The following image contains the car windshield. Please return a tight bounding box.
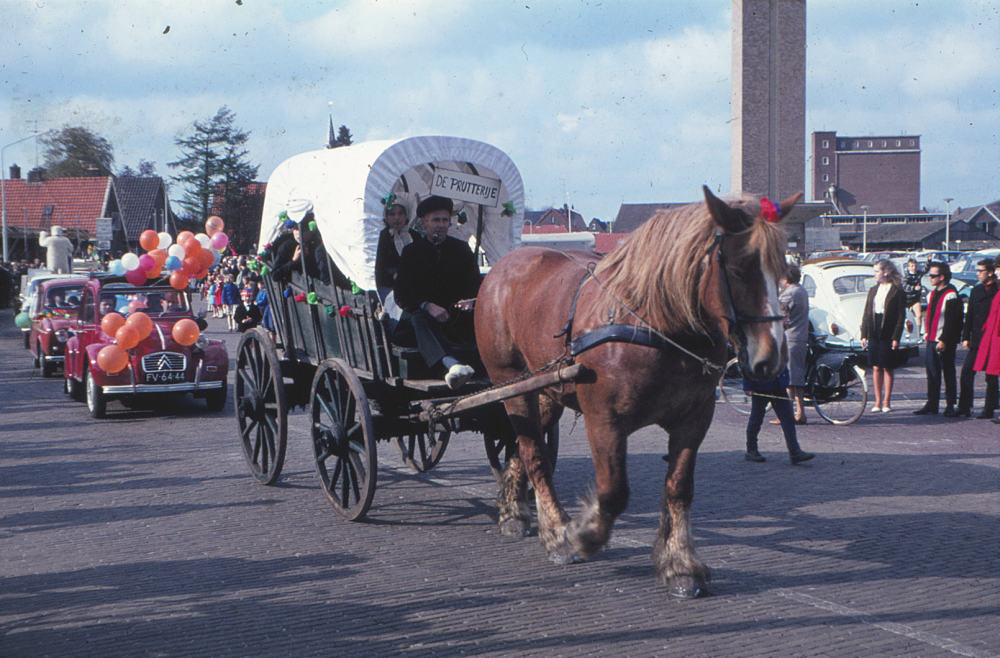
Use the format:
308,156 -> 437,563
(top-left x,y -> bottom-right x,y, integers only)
831,274 -> 875,297
99,287 -> 190,316
45,285 -> 84,309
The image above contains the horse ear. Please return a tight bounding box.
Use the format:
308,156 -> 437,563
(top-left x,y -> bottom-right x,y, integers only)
778,191 -> 804,219
702,185 -> 751,234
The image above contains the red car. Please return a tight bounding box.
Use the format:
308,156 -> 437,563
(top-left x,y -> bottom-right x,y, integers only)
29,277 -> 88,377
64,274 -> 229,418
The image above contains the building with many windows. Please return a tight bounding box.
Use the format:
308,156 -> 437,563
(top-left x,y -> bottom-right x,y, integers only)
811,131 -> 921,215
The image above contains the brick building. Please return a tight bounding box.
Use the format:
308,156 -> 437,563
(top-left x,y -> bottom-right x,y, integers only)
811,131 -> 921,215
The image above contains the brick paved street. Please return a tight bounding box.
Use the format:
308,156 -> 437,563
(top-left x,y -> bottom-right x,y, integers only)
1,305 -> 998,658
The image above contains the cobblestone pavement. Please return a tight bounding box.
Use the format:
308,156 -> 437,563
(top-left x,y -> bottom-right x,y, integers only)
1,306 -> 998,657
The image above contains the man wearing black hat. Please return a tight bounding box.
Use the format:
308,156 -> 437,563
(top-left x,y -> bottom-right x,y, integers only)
394,195 -> 482,389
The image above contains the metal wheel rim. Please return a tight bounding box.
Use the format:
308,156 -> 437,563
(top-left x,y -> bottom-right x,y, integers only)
812,364 -> 868,425
719,357 -> 769,415
311,359 -> 376,521
235,329 -> 287,485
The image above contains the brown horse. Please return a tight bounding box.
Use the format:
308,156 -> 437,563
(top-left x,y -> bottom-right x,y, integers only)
474,186 -> 800,597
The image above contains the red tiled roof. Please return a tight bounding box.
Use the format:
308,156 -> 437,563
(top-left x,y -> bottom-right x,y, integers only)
594,233 -> 629,254
1,177 -> 113,235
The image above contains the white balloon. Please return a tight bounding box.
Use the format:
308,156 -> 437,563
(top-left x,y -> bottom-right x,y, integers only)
157,232 -> 172,249
195,232 -> 212,249
121,252 -> 140,271
167,244 -> 186,260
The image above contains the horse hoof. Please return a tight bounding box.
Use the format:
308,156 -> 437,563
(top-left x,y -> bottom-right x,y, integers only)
667,577 -> 707,599
499,518 -> 530,538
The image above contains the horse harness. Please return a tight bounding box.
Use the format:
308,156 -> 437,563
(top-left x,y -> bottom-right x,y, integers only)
554,231 -> 782,371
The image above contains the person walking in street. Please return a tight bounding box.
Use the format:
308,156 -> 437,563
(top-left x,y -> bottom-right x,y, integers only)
743,368 -> 815,465
914,262 -> 964,416
957,259 -> 998,418
778,265 -> 809,423
860,259 -> 906,413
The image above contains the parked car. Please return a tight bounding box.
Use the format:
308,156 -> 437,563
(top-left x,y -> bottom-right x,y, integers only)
63,274 -> 228,418
800,259 -> 921,364
28,277 -> 88,377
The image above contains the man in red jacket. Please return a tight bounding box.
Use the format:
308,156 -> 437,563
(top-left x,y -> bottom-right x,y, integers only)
914,262 -> 964,416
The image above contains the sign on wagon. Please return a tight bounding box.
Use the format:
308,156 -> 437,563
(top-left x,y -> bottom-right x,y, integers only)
431,169 -> 501,208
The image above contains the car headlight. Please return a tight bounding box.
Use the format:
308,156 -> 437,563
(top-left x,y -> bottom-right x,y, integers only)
194,334 -> 209,350
829,323 -> 840,336
56,329 -> 70,342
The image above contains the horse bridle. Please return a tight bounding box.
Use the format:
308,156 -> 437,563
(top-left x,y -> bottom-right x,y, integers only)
711,231 -> 783,348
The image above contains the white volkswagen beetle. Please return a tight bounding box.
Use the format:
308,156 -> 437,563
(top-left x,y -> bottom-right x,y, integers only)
800,259 -> 922,365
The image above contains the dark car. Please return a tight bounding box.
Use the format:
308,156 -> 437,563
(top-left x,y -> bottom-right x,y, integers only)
28,278 -> 88,376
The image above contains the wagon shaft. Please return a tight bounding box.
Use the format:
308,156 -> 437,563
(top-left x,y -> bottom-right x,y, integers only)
419,363 -> 587,421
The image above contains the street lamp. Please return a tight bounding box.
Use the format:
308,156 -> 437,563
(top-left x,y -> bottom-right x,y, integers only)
2,132 -> 45,262
860,205 -> 869,254
943,197 -> 954,251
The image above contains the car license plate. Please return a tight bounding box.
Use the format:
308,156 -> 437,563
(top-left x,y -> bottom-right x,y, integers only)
146,371 -> 186,384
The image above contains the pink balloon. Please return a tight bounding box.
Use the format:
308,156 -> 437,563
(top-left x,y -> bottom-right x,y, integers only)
125,268 -> 147,285
210,232 -> 229,250
138,254 -> 156,271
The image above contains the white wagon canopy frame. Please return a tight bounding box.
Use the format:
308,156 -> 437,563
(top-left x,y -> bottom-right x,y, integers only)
259,136 -> 525,292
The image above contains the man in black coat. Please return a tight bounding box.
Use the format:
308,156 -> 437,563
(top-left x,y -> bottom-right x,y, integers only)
958,259 -> 999,417
394,196 -> 481,389
915,262 -> 965,416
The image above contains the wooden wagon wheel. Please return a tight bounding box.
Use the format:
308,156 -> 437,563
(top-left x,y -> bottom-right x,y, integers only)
393,422 -> 450,473
235,328 -> 287,485
311,358 -> 377,521
484,423 -> 559,486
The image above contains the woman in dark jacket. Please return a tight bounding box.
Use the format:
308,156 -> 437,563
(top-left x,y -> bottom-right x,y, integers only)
374,191 -> 419,303
860,259 -> 907,412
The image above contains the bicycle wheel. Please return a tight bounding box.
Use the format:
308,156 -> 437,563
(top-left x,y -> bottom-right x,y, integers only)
813,364 -> 868,425
718,357 -> 767,415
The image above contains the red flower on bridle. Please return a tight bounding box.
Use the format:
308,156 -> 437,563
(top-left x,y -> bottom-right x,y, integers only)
760,197 -> 781,222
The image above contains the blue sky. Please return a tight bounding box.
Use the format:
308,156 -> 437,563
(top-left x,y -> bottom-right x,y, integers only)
2,0 -> 998,223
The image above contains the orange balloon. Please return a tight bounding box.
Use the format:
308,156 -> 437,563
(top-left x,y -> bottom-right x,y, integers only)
146,265 -> 163,279
172,318 -> 200,346
127,299 -> 147,313
101,311 -> 125,337
182,237 -> 202,256
170,271 -> 190,290
181,256 -> 201,275
115,323 -> 140,350
139,229 -> 160,252
126,311 -> 153,340
197,248 -> 214,268
177,230 -> 194,245
205,216 -> 224,236
148,248 -> 168,266
193,267 -> 210,280
97,344 -> 130,373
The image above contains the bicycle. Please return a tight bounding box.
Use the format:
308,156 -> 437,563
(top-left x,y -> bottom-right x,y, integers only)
719,333 -> 869,425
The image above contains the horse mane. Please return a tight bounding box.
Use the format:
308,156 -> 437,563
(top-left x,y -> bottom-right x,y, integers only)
592,195 -> 787,335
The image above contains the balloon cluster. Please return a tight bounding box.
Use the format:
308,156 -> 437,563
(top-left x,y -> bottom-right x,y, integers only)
107,217 -> 229,291
94,217 -> 225,374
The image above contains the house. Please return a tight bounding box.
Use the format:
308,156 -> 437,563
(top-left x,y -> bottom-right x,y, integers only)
839,219 -> 1000,253
612,203 -> 689,234
210,181 -> 267,255
524,206 -> 589,233
952,202 -> 1000,238
114,176 -> 176,254
1,168 -> 120,261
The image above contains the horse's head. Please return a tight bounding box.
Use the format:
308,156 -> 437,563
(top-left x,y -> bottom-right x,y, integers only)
703,186 -> 802,382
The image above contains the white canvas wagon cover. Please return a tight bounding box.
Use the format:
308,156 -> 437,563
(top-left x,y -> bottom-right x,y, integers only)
259,135 -> 525,292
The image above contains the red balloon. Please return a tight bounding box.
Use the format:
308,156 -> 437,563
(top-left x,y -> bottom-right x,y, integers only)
182,237 -> 202,256
197,248 -> 215,269
139,229 -> 159,252
97,344 -> 130,373
138,254 -> 156,271
181,256 -> 201,275
101,311 -> 125,337
172,318 -> 200,346
125,268 -> 147,285
176,230 -> 194,245
115,323 -> 140,350
170,271 -> 189,290
193,267 -> 210,280
126,311 -> 152,340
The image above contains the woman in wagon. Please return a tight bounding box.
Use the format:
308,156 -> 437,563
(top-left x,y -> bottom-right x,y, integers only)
374,191 -> 419,303
393,195 -> 482,390
860,259 -> 906,413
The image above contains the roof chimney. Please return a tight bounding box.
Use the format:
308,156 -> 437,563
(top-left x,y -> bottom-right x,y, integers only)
27,168 -> 44,183
9,164 -> 20,180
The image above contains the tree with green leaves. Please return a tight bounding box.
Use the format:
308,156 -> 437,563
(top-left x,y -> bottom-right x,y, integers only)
168,106 -> 259,227
335,125 -> 352,147
41,126 -> 115,178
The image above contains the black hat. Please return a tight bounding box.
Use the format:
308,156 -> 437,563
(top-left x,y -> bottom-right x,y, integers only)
417,195 -> 453,217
